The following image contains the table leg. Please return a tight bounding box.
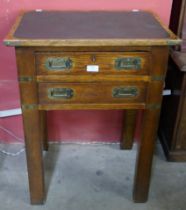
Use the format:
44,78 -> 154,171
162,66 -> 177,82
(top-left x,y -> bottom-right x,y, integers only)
120,110 -> 137,150
40,111 -> 48,151
133,108 -> 160,202
22,108 -> 45,204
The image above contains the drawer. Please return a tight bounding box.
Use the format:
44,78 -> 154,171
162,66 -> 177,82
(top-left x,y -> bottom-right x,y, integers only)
35,52 -> 151,75
38,82 -> 147,105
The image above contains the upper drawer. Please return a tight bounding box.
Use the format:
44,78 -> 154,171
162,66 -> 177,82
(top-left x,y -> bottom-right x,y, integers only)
35,52 -> 151,75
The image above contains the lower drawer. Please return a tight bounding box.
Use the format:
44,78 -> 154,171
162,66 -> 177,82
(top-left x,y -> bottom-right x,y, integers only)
38,82 -> 147,105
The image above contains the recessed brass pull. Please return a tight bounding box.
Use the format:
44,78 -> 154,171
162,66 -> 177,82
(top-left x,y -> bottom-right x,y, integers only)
45,57 -> 72,70
112,87 -> 138,98
48,88 -> 74,99
115,57 -> 141,70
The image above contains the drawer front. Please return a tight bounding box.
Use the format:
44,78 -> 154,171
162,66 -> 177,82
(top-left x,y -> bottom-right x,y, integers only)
38,82 -> 147,105
36,52 -> 151,75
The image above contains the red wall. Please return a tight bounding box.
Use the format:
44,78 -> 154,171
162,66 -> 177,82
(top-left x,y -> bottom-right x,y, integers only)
0,0 -> 172,143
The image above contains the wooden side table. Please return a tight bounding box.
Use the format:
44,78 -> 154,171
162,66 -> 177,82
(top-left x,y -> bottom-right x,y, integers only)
4,11 -> 180,204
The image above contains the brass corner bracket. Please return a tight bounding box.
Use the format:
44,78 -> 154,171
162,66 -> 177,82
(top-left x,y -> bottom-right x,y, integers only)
22,104 -> 38,110
18,76 -> 35,82
146,104 -> 161,110
151,75 -> 165,81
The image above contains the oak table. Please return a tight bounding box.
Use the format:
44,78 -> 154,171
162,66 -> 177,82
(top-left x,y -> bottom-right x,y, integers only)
4,11 -> 180,204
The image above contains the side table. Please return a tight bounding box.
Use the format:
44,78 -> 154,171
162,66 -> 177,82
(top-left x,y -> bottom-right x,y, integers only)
4,11 -> 180,204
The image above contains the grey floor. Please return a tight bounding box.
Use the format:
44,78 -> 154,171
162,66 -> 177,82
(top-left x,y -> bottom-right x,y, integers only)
0,142 -> 186,210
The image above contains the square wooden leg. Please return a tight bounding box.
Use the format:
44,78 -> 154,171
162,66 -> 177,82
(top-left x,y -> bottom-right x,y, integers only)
120,110 -> 137,150
40,111 -> 48,151
133,108 -> 160,202
22,109 -> 45,204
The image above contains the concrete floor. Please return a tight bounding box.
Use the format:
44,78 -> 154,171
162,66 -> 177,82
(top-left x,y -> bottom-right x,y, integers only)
0,142 -> 186,210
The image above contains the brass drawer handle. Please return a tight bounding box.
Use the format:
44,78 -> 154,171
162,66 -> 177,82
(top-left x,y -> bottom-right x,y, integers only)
45,57 -> 72,70
112,87 -> 138,98
115,57 -> 141,70
48,88 -> 74,99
